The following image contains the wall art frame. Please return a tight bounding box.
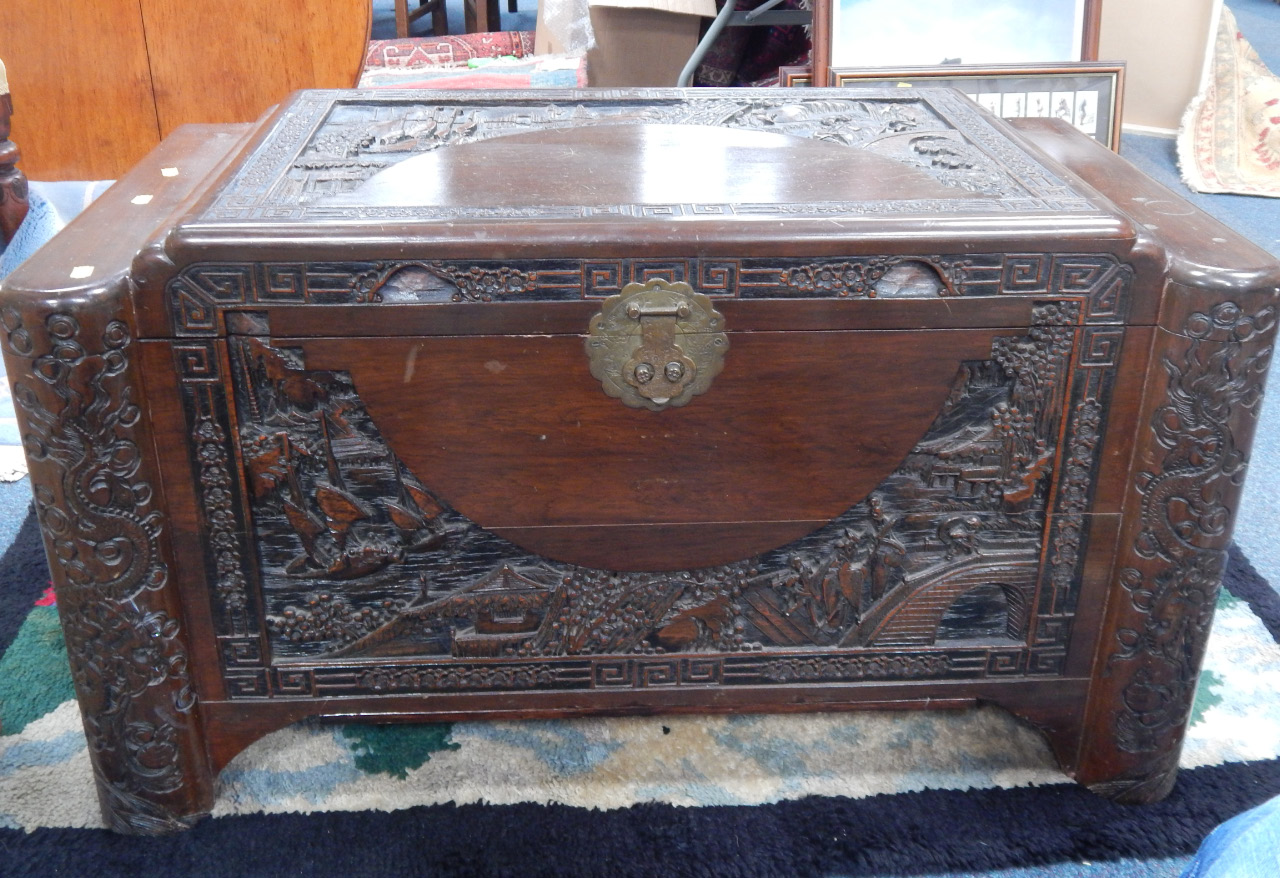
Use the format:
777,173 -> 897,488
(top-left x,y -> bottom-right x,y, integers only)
779,65 -> 814,87
812,0 -> 1104,92
828,62 -> 1125,150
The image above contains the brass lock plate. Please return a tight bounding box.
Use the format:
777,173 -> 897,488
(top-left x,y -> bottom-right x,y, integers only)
585,279 -> 729,411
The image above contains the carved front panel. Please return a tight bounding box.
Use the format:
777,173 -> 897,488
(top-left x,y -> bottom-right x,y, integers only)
171,253 -> 1131,699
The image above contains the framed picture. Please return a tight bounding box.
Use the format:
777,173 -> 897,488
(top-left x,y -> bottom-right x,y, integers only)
779,66 -> 814,87
811,0 -> 1103,89
827,62 -> 1125,150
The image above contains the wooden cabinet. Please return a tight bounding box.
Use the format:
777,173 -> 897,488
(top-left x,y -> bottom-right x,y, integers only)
0,0 -> 369,180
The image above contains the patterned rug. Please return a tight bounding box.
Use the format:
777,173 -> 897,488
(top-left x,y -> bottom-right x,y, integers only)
1179,4 -> 1280,196
2,509 -> 1279,876
359,33 -> 587,89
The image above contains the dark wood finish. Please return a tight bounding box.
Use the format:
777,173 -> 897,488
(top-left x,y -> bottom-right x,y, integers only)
1014,117 -> 1280,799
458,0 -> 532,36
0,1 -> 368,180
1082,0 -> 1104,65
1,279 -> 218,834
0,121 -> 253,831
0,61 -> 29,245
810,0 -> 831,94
3,91 -> 1278,832
358,123 -> 982,205
780,65 -> 815,87
297,330 -> 997,529
464,0 -> 501,34
395,0 -> 449,37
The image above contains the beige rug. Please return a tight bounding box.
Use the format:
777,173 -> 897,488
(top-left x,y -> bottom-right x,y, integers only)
1179,5 -> 1280,196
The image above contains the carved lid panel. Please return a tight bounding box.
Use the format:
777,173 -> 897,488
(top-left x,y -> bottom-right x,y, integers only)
161,88 -> 1130,264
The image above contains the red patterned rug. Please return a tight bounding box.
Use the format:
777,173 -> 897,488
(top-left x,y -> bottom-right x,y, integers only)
364,32 -> 537,69
360,33 -> 586,89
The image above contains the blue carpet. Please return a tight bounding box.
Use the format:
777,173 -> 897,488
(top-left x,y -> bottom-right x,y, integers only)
1121,133 -> 1280,256
0,478 -> 33,554
12,773 -> 1277,878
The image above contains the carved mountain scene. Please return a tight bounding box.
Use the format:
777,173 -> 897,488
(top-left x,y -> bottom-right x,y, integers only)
228,303 -> 1078,664
272,96 -> 1021,212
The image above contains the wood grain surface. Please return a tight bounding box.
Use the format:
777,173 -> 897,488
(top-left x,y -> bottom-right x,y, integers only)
0,0 -> 160,179
4,99 -> 1279,833
297,329 -> 997,568
0,0 -> 368,180
140,0 -> 369,134
354,123 -> 969,207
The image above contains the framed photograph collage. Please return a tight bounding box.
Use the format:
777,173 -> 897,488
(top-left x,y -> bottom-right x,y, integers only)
799,0 -> 1124,150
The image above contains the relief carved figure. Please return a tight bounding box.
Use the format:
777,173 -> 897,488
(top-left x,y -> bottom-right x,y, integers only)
1,300 -> 212,833
205,300 -> 1103,695
205,92 -> 1089,222
1070,302 -> 1280,803
1090,303 -> 1276,800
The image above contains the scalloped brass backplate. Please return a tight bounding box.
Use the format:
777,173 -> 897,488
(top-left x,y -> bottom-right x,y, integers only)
585,279 -> 729,411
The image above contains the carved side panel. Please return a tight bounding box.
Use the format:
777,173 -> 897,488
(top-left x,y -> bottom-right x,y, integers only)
0,293 -> 214,834
1081,300 -> 1277,802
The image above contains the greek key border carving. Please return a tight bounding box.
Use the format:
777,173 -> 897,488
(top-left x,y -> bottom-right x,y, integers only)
174,278 -> 1128,696
166,253 -> 1133,336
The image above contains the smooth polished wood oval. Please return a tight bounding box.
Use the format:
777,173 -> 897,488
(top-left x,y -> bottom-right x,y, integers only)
347,123 -> 969,208
297,328 -> 999,569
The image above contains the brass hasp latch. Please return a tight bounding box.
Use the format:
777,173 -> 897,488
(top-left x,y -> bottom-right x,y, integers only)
585,278 -> 729,411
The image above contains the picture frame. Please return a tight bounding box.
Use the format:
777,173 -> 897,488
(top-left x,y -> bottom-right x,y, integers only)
827,62 -> 1126,151
779,66 -> 814,87
811,0 -> 1103,91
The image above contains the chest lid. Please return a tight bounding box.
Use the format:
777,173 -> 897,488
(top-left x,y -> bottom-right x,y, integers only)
160,88 -> 1132,266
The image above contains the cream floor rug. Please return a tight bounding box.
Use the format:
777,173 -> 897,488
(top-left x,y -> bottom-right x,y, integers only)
1179,5 -> 1280,196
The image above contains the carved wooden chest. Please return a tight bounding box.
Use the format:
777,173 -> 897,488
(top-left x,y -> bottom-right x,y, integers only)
3,89 -> 1277,833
